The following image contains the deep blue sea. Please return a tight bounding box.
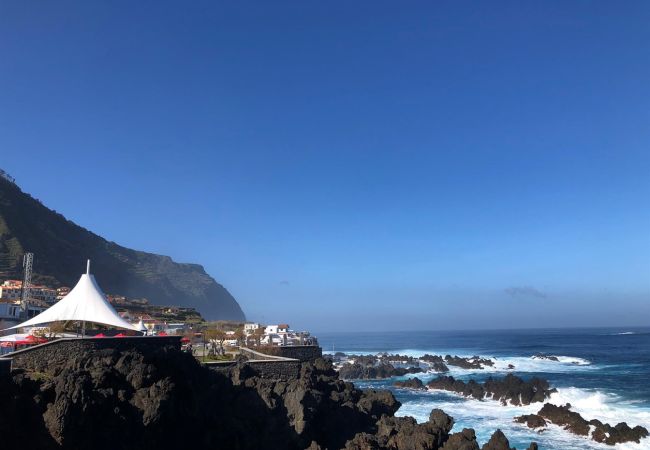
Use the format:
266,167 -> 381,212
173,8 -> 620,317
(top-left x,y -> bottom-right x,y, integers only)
318,327 -> 650,450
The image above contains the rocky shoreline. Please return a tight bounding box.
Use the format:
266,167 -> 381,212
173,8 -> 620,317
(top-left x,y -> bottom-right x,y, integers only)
0,344 -> 537,450
426,374 -> 556,406
515,403 -> 649,446
393,374 -> 556,408
333,353 -> 499,380
392,374 -> 649,446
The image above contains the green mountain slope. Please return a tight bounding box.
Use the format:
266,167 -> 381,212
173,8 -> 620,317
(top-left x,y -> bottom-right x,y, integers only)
0,175 -> 245,321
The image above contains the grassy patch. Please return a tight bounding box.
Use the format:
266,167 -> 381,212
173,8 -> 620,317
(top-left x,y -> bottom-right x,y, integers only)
27,371 -> 53,382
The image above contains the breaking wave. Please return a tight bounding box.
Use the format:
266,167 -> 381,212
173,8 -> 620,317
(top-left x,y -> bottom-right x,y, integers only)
326,349 -> 594,374
394,386 -> 650,449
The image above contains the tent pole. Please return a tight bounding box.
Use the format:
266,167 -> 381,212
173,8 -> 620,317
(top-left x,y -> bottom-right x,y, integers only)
82,320 -> 86,338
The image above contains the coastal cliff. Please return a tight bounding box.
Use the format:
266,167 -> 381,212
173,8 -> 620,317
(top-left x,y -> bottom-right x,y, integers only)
0,343 -> 536,450
0,176 -> 245,320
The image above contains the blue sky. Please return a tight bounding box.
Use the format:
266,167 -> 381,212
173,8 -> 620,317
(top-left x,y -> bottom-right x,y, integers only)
1,1 -> 649,331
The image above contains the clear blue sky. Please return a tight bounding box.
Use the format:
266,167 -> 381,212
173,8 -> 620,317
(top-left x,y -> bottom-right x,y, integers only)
1,1 -> 649,331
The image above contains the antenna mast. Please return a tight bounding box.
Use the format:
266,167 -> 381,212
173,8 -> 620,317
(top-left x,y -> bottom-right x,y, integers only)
21,252 -> 33,319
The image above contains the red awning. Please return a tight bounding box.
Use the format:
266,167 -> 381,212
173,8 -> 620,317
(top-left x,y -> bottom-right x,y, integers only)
157,332 -> 167,336
115,333 -> 126,337
180,337 -> 190,343
93,333 -> 106,338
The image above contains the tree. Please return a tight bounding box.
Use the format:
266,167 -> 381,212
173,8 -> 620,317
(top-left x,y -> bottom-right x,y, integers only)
204,328 -> 227,355
32,321 -> 67,340
252,327 -> 265,346
47,321 -> 67,339
233,327 -> 246,347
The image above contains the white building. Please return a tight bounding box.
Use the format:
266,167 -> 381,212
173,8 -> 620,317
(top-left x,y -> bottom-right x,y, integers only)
244,322 -> 261,335
0,302 -> 21,320
0,301 -> 47,320
264,324 -> 289,335
29,286 -> 57,304
0,281 -> 23,301
166,323 -> 186,335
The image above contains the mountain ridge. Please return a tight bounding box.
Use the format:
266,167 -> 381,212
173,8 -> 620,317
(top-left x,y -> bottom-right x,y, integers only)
0,175 -> 245,321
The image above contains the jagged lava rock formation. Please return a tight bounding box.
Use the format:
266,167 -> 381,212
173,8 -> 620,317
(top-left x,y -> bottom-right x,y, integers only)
426,374 -> 556,406
515,403 -> 649,446
0,175 -> 244,320
0,343 -> 537,450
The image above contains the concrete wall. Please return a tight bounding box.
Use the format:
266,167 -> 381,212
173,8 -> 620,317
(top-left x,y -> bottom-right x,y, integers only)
7,336 -> 182,373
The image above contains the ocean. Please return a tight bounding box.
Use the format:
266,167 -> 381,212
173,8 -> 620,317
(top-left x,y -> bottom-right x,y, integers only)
318,327 -> 650,450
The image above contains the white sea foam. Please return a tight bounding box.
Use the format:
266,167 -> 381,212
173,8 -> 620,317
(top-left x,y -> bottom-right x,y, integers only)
396,386 -> 650,449
325,349 -> 596,375
548,387 -> 650,431
555,356 -> 592,365
334,348 -> 649,448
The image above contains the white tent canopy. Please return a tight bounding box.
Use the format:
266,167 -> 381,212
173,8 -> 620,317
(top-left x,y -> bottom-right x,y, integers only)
7,262 -> 136,331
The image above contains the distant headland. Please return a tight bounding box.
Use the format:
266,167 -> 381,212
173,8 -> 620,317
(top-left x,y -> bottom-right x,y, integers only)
0,172 -> 245,321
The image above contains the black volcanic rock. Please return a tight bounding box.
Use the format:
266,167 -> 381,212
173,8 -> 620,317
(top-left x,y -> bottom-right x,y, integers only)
441,428 -> 480,450
394,377 -> 426,390
380,353 -> 419,365
445,355 -> 494,369
344,409 -> 486,450
590,420 -> 649,445
421,354 -> 451,372
537,403 -> 590,436
338,362 -> 423,380
531,354 -> 559,362
0,176 -> 244,320
0,344 -> 539,450
483,374 -> 556,406
427,374 -> 556,406
514,414 -> 547,429
519,403 -> 650,446
481,430 -> 515,450
428,376 -> 486,400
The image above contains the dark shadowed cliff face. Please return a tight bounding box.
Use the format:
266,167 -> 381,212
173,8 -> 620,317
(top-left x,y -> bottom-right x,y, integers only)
0,176 -> 245,320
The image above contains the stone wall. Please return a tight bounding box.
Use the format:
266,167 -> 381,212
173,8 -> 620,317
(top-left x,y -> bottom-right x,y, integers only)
252,345 -> 322,362
0,358 -> 10,376
8,336 -> 182,373
206,359 -> 303,379
209,347 -> 306,379
247,360 -> 302,378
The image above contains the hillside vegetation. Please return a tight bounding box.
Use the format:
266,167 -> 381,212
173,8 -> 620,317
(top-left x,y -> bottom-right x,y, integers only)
0,176 -> 245,321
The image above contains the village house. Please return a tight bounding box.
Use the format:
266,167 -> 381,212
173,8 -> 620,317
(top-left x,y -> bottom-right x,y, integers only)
0,301 -> 21,320
1,281 -> 58,305
29,285 -> 57,304
244,322 -> 261,335
107,294 -> 128,305
56,287 -> 70,300
0,280 -> 23,301
0,300 -> 47,320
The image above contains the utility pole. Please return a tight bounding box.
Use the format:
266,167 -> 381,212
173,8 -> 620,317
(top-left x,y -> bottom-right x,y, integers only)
21,252 -> 33,319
